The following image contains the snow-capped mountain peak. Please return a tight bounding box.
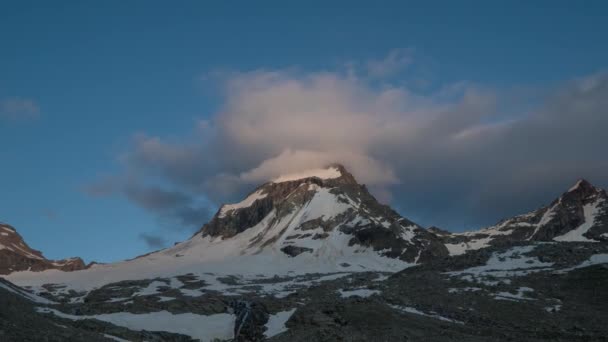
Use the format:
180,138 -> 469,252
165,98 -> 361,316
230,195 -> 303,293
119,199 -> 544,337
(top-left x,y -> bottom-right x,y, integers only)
197,164 -> 447,264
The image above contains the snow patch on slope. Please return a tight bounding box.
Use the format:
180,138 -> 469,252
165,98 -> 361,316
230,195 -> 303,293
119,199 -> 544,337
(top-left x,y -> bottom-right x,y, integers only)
265,308 -> 296,338
338,288 -> 380,298
555,253 -> 608,273
446,245 -> 553,285
389,304 -> 463,324
219,189 -> 268,218
37,307 -> 235,341
554,198 -> 604,242
494,287 -> 535,301
445,237 -> 493,256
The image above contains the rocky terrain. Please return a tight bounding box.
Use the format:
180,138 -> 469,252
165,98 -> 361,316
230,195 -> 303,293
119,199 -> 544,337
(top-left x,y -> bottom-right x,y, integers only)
0,223 -> 86,275
433,179 -> 608,256
1,165 -> 607,341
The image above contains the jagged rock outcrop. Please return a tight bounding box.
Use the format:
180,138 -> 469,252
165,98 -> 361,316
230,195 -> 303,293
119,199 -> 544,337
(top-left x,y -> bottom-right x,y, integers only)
0,223 -> 86,275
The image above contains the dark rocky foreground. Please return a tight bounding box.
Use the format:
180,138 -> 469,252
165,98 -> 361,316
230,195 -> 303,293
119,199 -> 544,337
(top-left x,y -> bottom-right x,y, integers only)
0,278 -> 110,341
272,242 -> 608,342
2,242 -> 607,342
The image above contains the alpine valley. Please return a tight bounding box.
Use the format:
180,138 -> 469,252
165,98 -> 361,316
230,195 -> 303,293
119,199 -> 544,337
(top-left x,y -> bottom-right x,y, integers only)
1,165 -> 607,341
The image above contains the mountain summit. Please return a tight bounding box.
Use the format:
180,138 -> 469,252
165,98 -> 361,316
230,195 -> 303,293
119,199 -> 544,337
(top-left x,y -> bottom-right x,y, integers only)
196,164 -> 448,264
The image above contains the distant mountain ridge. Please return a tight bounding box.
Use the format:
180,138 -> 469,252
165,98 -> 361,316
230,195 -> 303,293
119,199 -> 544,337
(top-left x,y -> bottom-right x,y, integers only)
0,223 -> 86,275
433,179 -> 608,255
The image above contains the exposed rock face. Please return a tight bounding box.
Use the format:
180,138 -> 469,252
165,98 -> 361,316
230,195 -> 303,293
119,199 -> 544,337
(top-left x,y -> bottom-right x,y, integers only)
280,245 -> 313,257
197,164 -> 449,263
231,299 -> 269,342
432,179 -> 608,255
0,223 -> 86,275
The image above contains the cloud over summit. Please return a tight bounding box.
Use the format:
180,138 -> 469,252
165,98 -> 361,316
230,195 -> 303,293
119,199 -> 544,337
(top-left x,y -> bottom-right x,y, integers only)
89,52 -> 608,233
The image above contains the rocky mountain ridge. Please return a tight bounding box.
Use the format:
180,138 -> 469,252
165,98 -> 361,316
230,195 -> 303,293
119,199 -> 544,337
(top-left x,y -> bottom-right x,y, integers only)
434,179 -> 608,255
0,223 -> 86,275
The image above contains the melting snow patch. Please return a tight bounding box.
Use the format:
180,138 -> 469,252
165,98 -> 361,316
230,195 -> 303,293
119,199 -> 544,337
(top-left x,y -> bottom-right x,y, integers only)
106,297 -> 132,303
103,334 -> 131,342
545,304 -> 562,313
265,308 -> 296,338
494,287 -> 535,301
445,237 -> 493,256
389,305 -> 463,324
338,288 -> 380,298
445,245 -> 553,284
157,296 -> 174,302
555,253 -> 608,273
448,287 -> 482,293
134,281 -> 166,297
36,307 -> 235,341
373,274 -> 390,282
400,226 -> 417,242
179,288 -> 202,297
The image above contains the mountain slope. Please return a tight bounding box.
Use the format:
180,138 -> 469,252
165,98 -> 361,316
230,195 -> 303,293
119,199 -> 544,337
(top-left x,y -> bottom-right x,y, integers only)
5,165 -> 445,295
435,179 -> 608,255
0,223 -> 86,275
199,164 -> 448,263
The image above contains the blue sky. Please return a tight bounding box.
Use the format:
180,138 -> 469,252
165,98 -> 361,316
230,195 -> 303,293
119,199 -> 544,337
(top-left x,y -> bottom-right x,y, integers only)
1,1 -> 607,263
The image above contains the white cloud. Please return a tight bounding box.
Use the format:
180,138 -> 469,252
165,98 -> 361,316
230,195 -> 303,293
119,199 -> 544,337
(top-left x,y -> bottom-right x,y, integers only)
93,53 -> 608,230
